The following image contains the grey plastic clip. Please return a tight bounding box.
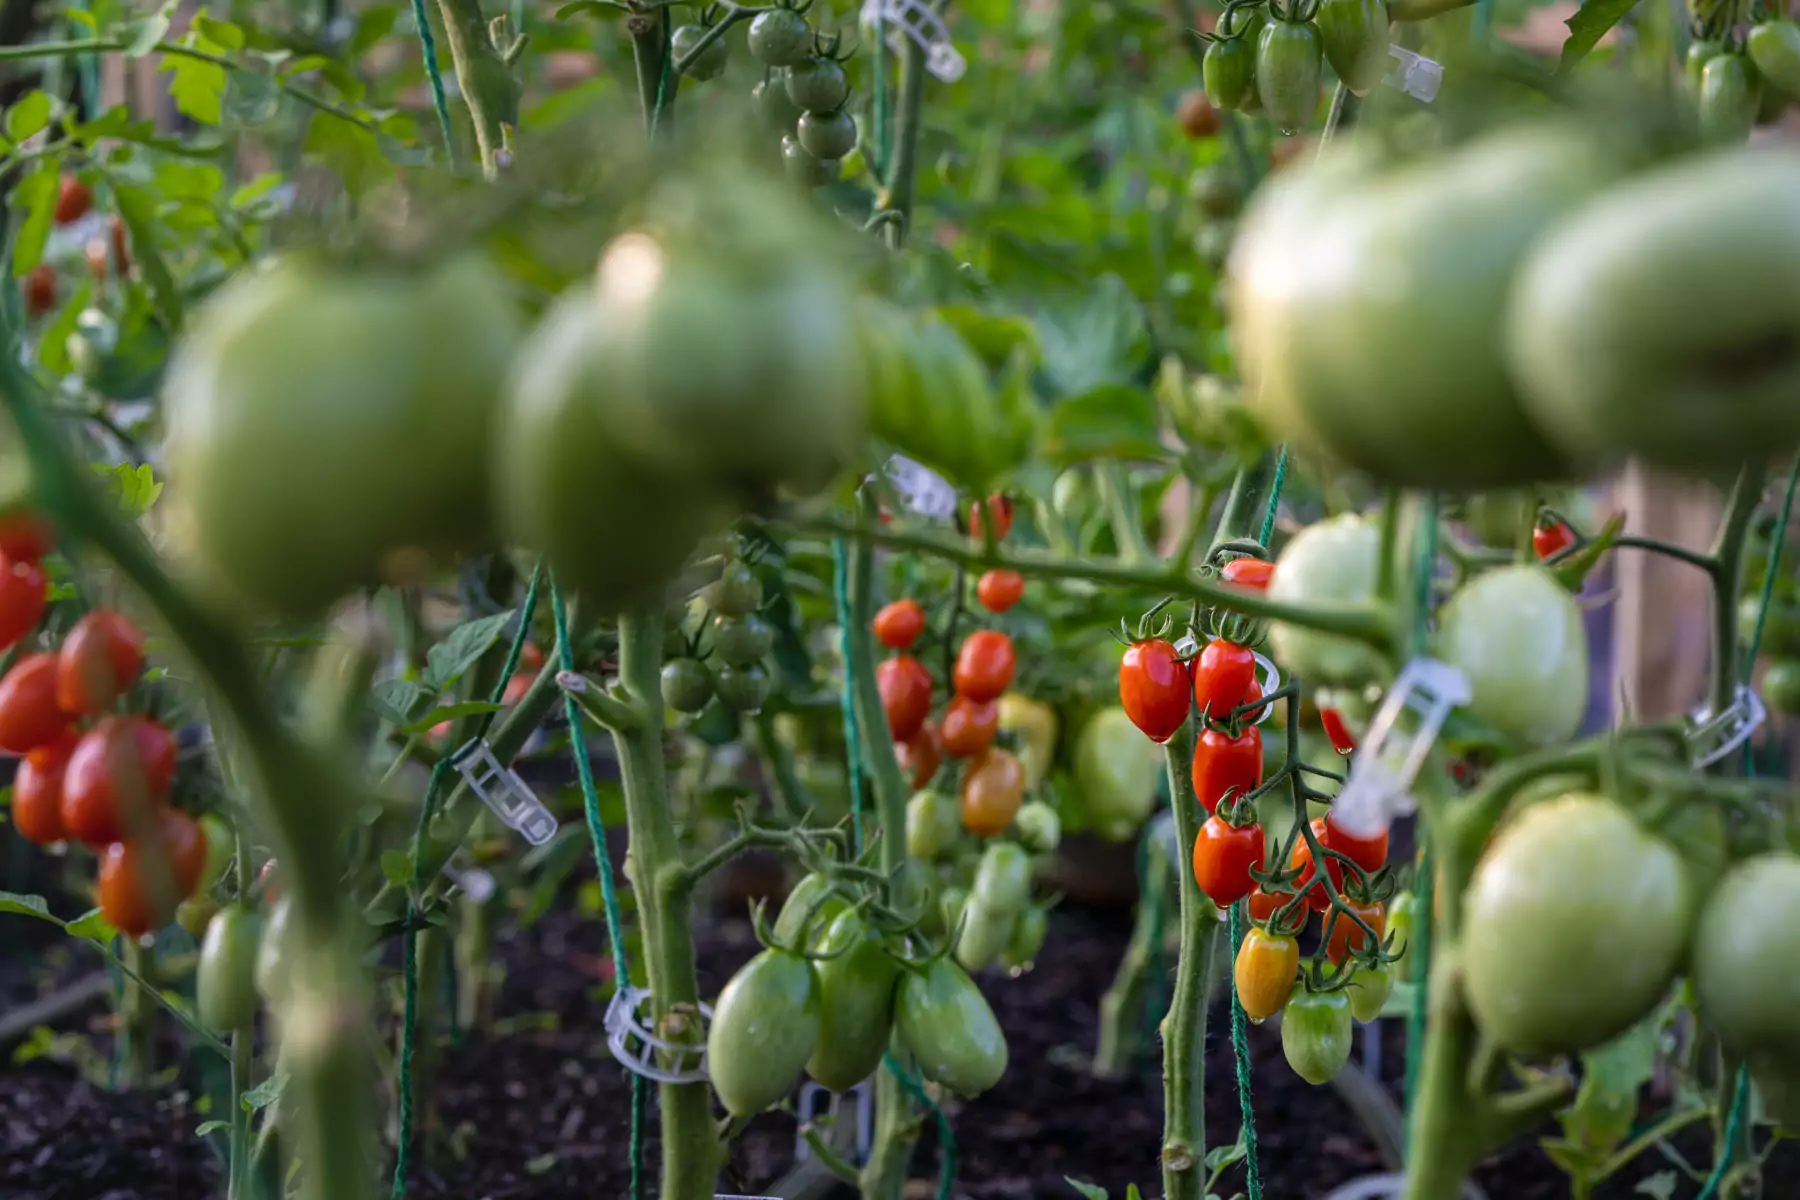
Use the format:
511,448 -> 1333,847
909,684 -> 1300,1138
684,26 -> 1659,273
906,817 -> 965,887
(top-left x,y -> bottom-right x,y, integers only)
450,738 -> 558,845
794,1078 -> 875,1165
604,985 -> 713,1084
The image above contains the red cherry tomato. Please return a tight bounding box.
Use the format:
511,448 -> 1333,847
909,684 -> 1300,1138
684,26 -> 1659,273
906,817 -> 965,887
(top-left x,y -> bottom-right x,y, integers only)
55,177 -> 93,225
877,654 -> 934,741
0,555 -> 46,652
12,728 -> 77,845
1324,810 -> 1389,874
1193,814 -> 1266,907
1288,817 -> 1340,912
98,808 -> 205,936
952,630 -> 1015,703
1248,885 -> 1285,925
1220,557 -> 1274,590
1119,639 -> 1191,743
501,672 -> 533,706
1193,638 -> 1257,719
61,716 -> 177,848
940,695 -> 999,757
968,494 -> 1014,542
517,642 -> 546,671
1191,725 -> 1263,815
0,653 -> 70,754
1323,898 -> 1386,965
1320,707 -> 1356,755
0,512 -> 56,563
895,721 -> 942,789
975,569 -> 1025,614
1532,520 -> 1576,560
873,599 -> 927,650
23,265 -> 56,320
56,609 -> 147,716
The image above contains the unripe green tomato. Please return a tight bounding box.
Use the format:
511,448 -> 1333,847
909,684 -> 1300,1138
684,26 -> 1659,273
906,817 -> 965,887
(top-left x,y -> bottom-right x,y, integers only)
672,25 -> 729,81
1282,986 -> 1353,1083
711,613 -> 773,667
953,894 -> 1015,972
781,137 -> 838,188
748,7 -> 813,66
1014,802 -> 1061,854
255,895 -> 293,1005
1748,19 -> 1800,97
706,561 -> 763,616
198,812 -> 235,893
754,75 -> 805,131
1434,565 -> 1588,748
1687,39 -> 1724,91
971,841 -> 1031,915
906,790 -> 963,861
1699,54 -> 1759,144
797,109 -> 857,160
1000,905 -> 1048,969
939,885 -> 969,935
1203,35 -> 1256,110
176,895 -> 220,938
1762,659 -> 1800,714
786,57 -> 850,113
661,658 -> 714,713
1346,962 -> 1392,1024
715,663 -> 772,713
198,904 -> 262,1033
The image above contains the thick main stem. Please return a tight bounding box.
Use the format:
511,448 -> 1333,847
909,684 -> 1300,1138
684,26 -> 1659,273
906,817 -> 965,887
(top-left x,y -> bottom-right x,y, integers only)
117,939 -> 152,1088
612,610 -> 722,1200
432,0 -> 520,173
876,33 -> 929,249
1159,721 -> 1216,1200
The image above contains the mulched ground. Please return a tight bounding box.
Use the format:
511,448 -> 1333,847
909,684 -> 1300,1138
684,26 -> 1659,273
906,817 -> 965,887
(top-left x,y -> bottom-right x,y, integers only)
2,844 -> 1792,1200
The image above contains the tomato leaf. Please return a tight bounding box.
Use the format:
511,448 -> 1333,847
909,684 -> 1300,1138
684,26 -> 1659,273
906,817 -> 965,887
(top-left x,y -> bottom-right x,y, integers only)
303,110 -> 396,198
1063,1180 -> 1110,1199
241,1070 -> 288,1111
380,850 -> 413,888
112,182 -> 184,333
4,91 -> 53,143
0,890 -> 54,921
1203,1126 -> 1247,1170
1033,274 -> 1153,397
936,306 -> 1042,372
1635,1171 -> 1678,1200
196,1120 -> 230,1137
370,678 -> 428,725
91,463 -> 164,516
403,700 -> 505,734
9,161 -> 59,277
424,609 -> 517,692
1044,384 -> 1168,466
34,280 -> 92,377
159,43 -> 227,126
1555,0 -> 1637,77
65,907 -> 118,944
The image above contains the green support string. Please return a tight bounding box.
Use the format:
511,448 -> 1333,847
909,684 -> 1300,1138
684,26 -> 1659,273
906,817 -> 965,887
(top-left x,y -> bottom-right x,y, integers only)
393,563 -> 544,1198
408,0 -> 460,163
1400,498 -> 1439,1160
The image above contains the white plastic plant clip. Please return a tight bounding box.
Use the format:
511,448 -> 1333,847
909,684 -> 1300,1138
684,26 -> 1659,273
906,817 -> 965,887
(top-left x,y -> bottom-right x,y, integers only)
859,0 -> 967,81
1386,44 -> 1444,103
450,738 -> 559,846
441,864 -> 496,904
1250,652 -> 1281,727
1688,685 -> 1766,770
878,454 -> 958,520
604,985 -> 714,1084
794,1079 -> 876,1165
1331,658 -> 1472,841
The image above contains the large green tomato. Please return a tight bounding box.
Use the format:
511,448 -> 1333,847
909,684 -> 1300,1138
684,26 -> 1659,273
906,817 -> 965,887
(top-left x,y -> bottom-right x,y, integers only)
196,904 -> 261,1034
1230,123 -> 1622,489
1508,150 -> 1800,477
707,948 -> 821,1116
1462,794 -> 1693,1056
773,871 -> 850,948
497,288 -> 739,613
163,253 -> 523,617
1073,706 -> 1164,840
1693,854 -> 1800,1058
1435,565 -> 1588,748
1255,18 -> 1322,134
1268,514 -> 1383,688
1317,0 -> 1390,96
805,909 -> 900,1093
1281,987 -> 1353,1083
896,958 -> 1007,1097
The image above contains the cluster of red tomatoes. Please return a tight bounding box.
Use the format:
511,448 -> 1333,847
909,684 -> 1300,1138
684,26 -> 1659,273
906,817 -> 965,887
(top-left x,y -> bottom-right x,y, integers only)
21,175 -> 133,321
874,494 -> 1029,839
0,517 -> 198,935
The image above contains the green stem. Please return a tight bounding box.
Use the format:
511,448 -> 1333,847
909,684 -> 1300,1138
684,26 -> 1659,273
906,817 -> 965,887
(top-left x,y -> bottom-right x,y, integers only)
1159,721 -> 1217,1200
118,938 -> 152,1088
612,609 -> 723,1200
432,0 -> 521,174
1098,463 -> 1155,563
454,884 -> 498,1032
228,1027 -> 253,1200
628,10 -> 671,136
752,711 -> 818,823
876,27 -> 931,249
1707,465 -> 1765,721
1094,832 -> 1172,1078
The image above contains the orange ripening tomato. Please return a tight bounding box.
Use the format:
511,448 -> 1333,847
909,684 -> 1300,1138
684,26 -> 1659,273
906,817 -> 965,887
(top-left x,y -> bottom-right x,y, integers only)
1220,557 -> 1274,590
1323,898 -> 1386,965
877,654 -> 934,742
1288,817 -> 1342,912
975,569 -> 1025,614
1234,927 -> 1300,1021
1192,725 -> 1263,815
1120,639 -> 1192,743
0,555 -> 46,652
56,609 -> 147,716
0,512 -> 56,564
98,808 -> 206,936
952,630 -> 1015,702
873,598 -> 926,650
1323,810 -> 1388,874
940,694 -> 999,757
895,721 -> 942,789
54,177 -> 93,225
0,653 -> 71,754
12,728 -> 78,845
968,494 -> 1014,542
61,716 -> 177,848
960,748 -> 1024,837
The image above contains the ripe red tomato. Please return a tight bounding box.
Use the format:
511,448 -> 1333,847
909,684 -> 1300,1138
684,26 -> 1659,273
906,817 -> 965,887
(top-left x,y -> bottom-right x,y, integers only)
55,177 -> 93,225
968,494 -> 1014,542
1193,814 -> 1266,907
0,555 -> 46,651
1193,638 -> 1257,718
873,598 -> 926,650
1324,898 -> 1386,965
895,720 -> 942,788
1324,810 -> 1388,874
23,265 -> 56,320
1248,885 -> 1285,924
975,569 -> 1025,614
517,642 -> 546,671
952,630 -> 1015,702
1191,725 -> 1263,814
1288,816 -> 1340,912
98,808 -> 206,936
0,512 -> 56,563
877,654 -> 933,741
960,748 -> 1024,837
61,716 -> 177,847
1320,707 -> 1356,754
0,653 -> 70,754
56,609 -> 147,716
1119,639 -> 1191,742
501,672 -> 533,705
940,695 -> 999,757
12,728 -> 77,845
1221,557 -> 1275,590
1532,520 -> 1576,559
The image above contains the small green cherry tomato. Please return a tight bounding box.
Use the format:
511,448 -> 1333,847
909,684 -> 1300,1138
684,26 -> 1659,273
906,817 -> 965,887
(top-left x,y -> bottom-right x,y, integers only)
798,109 -> 857,160
748,8 -> 813,66
661,658 -> 714,714
711,613 -> 773,667
785,57 -> 850,113
715,663 -> 772,713
671,25 -> 729,81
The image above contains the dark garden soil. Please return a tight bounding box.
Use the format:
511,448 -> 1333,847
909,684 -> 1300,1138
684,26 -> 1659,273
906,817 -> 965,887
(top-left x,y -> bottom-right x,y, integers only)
2,839 -> 1793,1200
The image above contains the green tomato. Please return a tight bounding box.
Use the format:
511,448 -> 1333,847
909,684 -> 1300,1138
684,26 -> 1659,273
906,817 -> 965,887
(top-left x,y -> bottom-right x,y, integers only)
1742,595 -> 1800,657
1749,20 -> 1800,97
893,857 -> 941,928
896,957 -> 1008,1097
806,909 -> 901,1092
774,872 -> 850,948
707,948 -> 821,1116
1232,123 -> 1621,489
1281,987 -> 1353,1084
1203,35 -> 1257,109
176,896 -> 219,938
1434,565 -> 1588,749
1014,802 -> 1062,854
163,253 -> 523,618
1687,39 -> 1725,91
954,894 -> 1016,972
785,57 -> 850,113
1000,905 -> 1049,970
1268,515 -> 1384,688
1462,794 -> 1693,1056
1073,707 -> 1163,841
1346,962 -> 1391,1024
496,289 -> 738,615
748,8 -> 812,66
1763,660 -> 1800,714
939,885 -> 969,937
198,812 -> 234,894
906,790 -> 963,861
1256,19 -> 1323,134
971,842 -> 1032,915
689,696 -> 741,746
753,75 -> 805,131
1509,150 -> 1800,476
705,561 -> 763,617
254,895 -> 293,1006
1699,54 -> 1760,144
710,613 -> 773,667
661,658 -> 714,713
797,109 -> 857,160
1317,0 -> 1390,96
671,25 -> 728,81
1693,854 -> 1800,1058
197,904 -> 261,1033
714,663 -> 771,713
782,136 -> 838,188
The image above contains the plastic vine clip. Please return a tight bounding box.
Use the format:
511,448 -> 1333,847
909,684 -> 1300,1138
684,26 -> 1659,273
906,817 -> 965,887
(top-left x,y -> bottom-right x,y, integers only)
1173,638 -> 1280,726
1331,658 -> 1472,841
793,1079 -> 876,1165
1386,45 -> 1443,103
877,454 -> 958,520
604,985 -> 714,1084
1688,685 -> 1766,770
859,0 -> 967,81
441,863 -> 496,904
449,738 -> 559,846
